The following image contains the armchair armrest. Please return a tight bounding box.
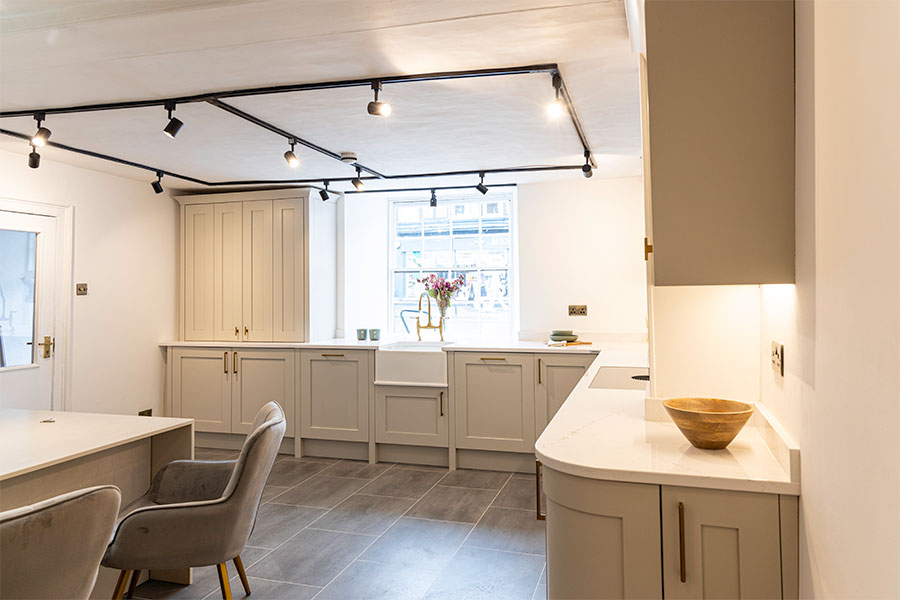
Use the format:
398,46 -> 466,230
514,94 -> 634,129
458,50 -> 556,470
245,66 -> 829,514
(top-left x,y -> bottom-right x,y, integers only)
149,460 -> 236,504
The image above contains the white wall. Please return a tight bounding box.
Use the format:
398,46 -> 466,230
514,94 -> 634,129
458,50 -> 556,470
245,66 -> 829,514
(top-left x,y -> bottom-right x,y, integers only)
341,177 -> 648,341
0,148 -> 178,416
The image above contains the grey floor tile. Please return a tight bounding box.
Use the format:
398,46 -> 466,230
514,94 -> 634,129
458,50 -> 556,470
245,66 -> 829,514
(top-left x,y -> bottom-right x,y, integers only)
133,549 -> 270,599
270,475 -> 369,508
532,583 -> 547,600
261,485 -> 290,503
357,467 -> 445,499
492,476 -> 538,511
439,469 -> 510,490
465,507 -> 546,556
247,528 -> 374,587
360,516 -> 473,571
406,485 -> 497,523
265,457 -> 332,487
312,493 -> 414,536
247,504 -> 326,548
320,460 -> 394,479
231,577 -> 320,600
316,559 -> 441,600
424,547 -> 544,600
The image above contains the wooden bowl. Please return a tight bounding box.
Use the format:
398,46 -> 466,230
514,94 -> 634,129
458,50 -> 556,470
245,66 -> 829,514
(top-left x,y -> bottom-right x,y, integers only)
663,397 -> 754,450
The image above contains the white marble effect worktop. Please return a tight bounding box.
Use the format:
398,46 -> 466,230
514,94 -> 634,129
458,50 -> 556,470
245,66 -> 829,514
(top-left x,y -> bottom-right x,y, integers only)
535,346 -> 800,496
159,338 -> 600,354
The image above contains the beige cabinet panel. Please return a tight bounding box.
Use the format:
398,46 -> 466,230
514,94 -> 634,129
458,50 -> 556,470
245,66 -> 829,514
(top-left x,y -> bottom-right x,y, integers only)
375,386 -> 448,448
182,204 -> 215,340
231,349 -> 295,437
242,200 -> 273,341
544,467 -> 662,599
661,486 -> 782,599
213,203 -> 243,342
172,348 -> 231,433
534,353 -> 595,436
300,350 -> 369,442
272,199 -> 306,342
453,352 -> 534,452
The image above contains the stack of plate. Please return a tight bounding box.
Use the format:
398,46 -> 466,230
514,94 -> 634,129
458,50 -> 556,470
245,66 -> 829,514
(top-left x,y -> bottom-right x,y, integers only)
550,329 -> 578,342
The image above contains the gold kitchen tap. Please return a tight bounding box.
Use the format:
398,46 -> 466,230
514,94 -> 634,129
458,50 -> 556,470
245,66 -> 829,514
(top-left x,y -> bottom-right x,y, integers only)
416,292 -> 444,341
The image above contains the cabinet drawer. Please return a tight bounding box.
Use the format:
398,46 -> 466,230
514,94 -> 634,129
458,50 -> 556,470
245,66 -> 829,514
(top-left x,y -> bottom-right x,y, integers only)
375,386 -> 448,448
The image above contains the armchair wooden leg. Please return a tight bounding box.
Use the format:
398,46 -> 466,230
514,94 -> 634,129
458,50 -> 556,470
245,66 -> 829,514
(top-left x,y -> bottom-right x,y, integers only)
125,569 -> 141,599
111,570 -> 132,600
216,563 -> 233,600
233,555 -> 251,596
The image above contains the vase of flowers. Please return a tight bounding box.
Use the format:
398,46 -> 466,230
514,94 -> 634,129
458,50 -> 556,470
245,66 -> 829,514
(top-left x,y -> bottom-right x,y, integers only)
418,273 -> 465,322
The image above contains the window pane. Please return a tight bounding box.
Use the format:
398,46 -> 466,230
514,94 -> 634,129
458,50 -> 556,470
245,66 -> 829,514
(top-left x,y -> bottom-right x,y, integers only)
479,270 -> 509,301
0,229 -> 36,368
395,236 -> 422,269
423,206 -> 450,237
421,236 -> 451,269
453,236 -> 479,269
482,201 -> 510,234
451,203 -> 480,235
482,234 -> 510,268
393,272 -> 421,301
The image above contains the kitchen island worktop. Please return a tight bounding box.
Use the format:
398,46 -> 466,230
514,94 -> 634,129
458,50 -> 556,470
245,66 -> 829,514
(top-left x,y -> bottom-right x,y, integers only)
535,347 -> 800,495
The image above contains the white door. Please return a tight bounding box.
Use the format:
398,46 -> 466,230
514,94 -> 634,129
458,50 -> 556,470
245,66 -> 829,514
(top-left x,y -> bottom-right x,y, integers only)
0,211 -> 57,409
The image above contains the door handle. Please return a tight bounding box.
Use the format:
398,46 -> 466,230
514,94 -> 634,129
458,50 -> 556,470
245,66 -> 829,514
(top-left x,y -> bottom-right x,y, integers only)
34,336 -> 54,358
244,326 -> 249,337
538,358 -> 543,384
678,501 -> 686,583
224,352 -> 228,374
535,460 -> 546,521
233,352 -> 238,374
234,326 -> 239,338
440,391 -> 444,417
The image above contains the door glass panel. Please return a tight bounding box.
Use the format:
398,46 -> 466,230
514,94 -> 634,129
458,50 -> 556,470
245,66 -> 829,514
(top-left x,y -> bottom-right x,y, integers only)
0,229 -> 37,368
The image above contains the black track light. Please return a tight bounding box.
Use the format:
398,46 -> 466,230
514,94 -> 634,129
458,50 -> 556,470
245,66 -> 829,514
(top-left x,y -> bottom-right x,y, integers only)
27,146 -> 40,169
163,102 -> 183,139
582,150 -> 593,179
351,167 -> 365,191
548,73 -> 564,118
475,172 -> 489,195
284,139 -> 300,168
151,171 -> 164,194
320,181 -> 330,201
366,81 -> 391,117
31,113 -> 51,147
430,189 -> 437,208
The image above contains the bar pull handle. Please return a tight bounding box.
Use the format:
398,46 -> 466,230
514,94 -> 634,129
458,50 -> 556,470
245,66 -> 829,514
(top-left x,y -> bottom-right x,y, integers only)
678,501 -> 686,583
321,353 -> 345,358
536,460 -> 546,521
234,326 -> 239,338
233,352 -> 238,374
244,326 -> 248,337
480,357 -> 505,361
224,352 -> 228,374
538,358 -> 543,384
440,391 -> 444,417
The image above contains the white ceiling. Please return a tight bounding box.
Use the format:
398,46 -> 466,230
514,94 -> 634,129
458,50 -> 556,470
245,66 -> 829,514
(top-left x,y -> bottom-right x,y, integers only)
0,0 -> 641,193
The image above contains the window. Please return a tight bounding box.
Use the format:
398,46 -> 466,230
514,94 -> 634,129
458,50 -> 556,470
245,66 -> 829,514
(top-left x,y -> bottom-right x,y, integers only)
390,193 -> 514,338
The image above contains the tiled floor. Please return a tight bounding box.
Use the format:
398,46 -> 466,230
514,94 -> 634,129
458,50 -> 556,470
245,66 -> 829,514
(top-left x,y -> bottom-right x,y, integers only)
134,448 -> 546,600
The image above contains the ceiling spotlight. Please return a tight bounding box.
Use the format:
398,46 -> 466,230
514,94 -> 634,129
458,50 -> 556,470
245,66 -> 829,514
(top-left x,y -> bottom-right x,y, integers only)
27,146 -> 40,169
582,150 -> 593,179
151,171 -> 164,194
284,139 -> 300,168
31,113 -> 51,147
475,172 -> 489,195
430,189 -> 437,208
351,167 -> 365,191
366,81 -> 391,117
163,102 -> 183,139
548,73 -> 564,119
320,181 -> 330,201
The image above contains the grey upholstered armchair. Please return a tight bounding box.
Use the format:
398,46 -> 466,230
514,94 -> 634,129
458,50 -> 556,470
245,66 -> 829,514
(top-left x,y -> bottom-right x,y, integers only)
0,485 -> 122,600
102,401 -> 286,600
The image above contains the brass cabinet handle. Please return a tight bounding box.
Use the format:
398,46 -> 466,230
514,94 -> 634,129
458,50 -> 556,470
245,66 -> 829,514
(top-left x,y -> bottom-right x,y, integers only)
536,460 -> 546,521
480,357 -> 505,361
678,501 -> 686,583
234,326 -> 239,338
244,326 -> 249,337
644,237 -> 654,261
538,358 -> 543,384
440,391 -> 445,417
233,352 -> 238,374
321,353 -> 345,357
224,352 -> 228,374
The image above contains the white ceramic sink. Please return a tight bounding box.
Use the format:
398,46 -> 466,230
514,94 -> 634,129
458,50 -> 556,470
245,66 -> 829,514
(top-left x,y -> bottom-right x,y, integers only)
375,341 -> 451,386
589,366 -> 650,390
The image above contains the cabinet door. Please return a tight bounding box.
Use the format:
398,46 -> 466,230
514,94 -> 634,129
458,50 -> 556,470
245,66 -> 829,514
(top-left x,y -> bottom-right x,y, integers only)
183,204 -> 215,340
213,203 -> 243,342
544,467 -> 662,599
232,349 -> 295,437
300,350 -> 369,442
661,486 -> 782,599
375,386 -> 448,447
534,353 -> 596,435
453,352 -> 534,452
242,200 -> 273,341
172,348 -> 231,433
272,198 -> 306,342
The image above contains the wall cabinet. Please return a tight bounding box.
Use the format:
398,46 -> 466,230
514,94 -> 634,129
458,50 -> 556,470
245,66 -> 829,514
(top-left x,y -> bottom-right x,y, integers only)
299,350 -> 369,442
375,385 -> 448,448
534,353 -> 596,435
171,347 -> 295,437
453,352 -> 535,452
642,0 -> 794,285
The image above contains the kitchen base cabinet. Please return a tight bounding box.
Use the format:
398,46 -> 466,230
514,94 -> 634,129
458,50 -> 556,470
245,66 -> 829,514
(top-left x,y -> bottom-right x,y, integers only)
231,349 -> 295,437
661,486 -> 782,599
375,385 -> 448,448
172,348 -> 232,433
299,350 -> 369,442
535,353 -> 596,435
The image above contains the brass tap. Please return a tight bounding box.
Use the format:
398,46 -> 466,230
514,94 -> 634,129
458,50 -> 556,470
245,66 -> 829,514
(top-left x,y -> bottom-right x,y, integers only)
416,292 -> 444,341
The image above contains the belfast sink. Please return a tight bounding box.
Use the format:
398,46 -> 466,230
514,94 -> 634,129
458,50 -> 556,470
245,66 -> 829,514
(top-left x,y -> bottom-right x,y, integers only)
374,341 -> 451,386
589,366 -> 650,390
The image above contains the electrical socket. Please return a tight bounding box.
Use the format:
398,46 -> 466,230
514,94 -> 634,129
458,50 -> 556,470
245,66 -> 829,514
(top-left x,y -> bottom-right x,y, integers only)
771,341 -> 784,376
138,408 -> 152,417
568,305 -> 587,316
